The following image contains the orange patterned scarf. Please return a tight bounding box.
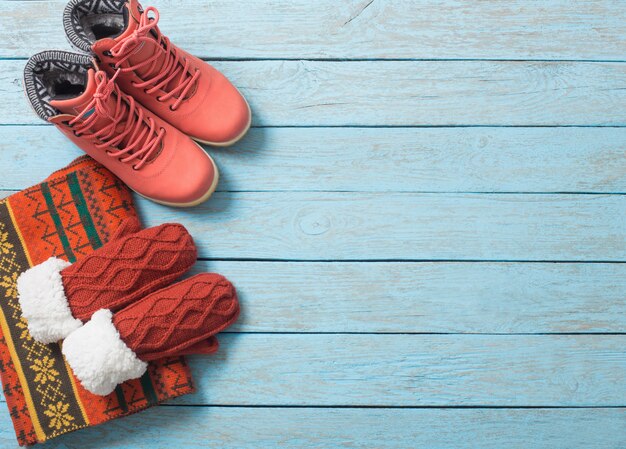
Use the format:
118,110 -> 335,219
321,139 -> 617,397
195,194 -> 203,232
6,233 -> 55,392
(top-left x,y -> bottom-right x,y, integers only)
0,156 -> 193,446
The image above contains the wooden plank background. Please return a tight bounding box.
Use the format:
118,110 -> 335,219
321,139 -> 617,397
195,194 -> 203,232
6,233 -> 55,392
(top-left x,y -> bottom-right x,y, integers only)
4,60 -> 626,126
1,0 -> 625,60
0,407 -> 624,449
1,127 -> 626,193
0,0 -> 625,447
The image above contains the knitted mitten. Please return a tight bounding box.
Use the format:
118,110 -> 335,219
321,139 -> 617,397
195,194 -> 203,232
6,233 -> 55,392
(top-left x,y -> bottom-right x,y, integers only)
17,220 -> 197,344
109,215 -> 143,240
62,273 -> 240,395
176,336 -> 220,358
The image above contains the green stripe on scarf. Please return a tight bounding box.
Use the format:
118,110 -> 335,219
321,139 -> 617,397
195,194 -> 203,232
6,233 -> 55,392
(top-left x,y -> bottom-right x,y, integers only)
67,172 -> 103,249
40,182 -> 76,262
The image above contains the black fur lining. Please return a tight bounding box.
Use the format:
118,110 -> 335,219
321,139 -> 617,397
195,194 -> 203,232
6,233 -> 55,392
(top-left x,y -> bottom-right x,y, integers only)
64,0 -> 128,52
23,51 -> 92,121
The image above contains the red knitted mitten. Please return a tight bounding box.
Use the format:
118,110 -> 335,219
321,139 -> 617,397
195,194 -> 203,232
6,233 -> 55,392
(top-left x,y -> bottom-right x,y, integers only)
17,220 -> 197,344
163,336 -> 220,359
62,273 -> 239,395
109,215 -> 143,240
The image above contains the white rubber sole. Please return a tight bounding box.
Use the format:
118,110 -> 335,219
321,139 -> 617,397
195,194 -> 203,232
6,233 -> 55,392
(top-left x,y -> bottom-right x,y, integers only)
135,144 -> 220,208
190,98 -> 252,147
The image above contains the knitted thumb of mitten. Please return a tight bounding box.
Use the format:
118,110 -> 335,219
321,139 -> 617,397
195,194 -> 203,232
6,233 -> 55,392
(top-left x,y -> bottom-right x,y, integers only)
17,220 -> 197,344
62,273 -> 240,395
176,336 -> 220,358
108,215 -> 143,240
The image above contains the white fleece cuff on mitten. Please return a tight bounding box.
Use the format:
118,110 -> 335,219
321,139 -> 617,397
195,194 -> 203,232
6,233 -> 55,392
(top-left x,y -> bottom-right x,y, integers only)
17,257 -> 83,344
62,309 -> 147,396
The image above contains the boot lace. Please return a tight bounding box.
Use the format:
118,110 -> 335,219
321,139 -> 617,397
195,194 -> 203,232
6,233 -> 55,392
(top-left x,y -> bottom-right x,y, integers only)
109,6 -> 200,111
68,71 -> 165,170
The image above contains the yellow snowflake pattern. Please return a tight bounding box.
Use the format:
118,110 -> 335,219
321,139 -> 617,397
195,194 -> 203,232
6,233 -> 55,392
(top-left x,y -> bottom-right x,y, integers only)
0,272 -> 18,298
0,230 -> 13,255
43,402 -> 75,430
31,356 -> 60,385
15,317 -> 32,342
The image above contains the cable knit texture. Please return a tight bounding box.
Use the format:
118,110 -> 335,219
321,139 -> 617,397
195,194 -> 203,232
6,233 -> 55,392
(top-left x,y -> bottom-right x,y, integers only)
114,273 -> 240,361
109,215 -> 143,240
61,221 -> 197,321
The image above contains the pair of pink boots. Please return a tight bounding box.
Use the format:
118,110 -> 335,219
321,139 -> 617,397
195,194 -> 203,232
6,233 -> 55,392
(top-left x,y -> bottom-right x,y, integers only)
24,0 -> 251,207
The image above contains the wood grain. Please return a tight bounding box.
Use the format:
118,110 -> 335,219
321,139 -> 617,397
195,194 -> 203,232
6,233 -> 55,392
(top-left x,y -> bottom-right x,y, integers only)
4,60 -> 626,126
1,191 -> 623,261
192,261 -> 626,334
1,259 -> 624,407
0,407 -> 623,449
1,0 -> 625,60
173,334 -> 626,406
3,335 -> 621,407
1,1 -> 625,446
136,192 -> 624,261
1,126 -> 625,193
1,259 -> 625,406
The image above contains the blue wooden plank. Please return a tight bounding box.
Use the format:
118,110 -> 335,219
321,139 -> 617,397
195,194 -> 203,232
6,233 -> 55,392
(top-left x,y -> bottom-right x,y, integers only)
163,334 -> 626,407
0,406 -> 624,449
2,335 -> 623,407
1,126 -> 625,193
1,0 -> 625,61
1,259 -> 623,335
193,261 -> 626,334
136,192 -> 624,261
1,1 -> 625,446
4,60 -> 626,126
1,191 -> 622,261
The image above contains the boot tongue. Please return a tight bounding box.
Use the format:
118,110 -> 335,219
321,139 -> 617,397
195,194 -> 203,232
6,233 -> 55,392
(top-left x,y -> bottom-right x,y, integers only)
114,1 -> 140,44
51,68 -> 160,163
114,2 -> 165,83
51,69 -> 122,134
50,70 -> 134,148
111,2 -> 192,96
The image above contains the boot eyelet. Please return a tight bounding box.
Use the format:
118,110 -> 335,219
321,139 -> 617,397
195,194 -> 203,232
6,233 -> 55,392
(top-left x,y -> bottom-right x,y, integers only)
73,131 -> 81,137
103,50 -> 112,57
169,105 -> 176,111
62,120 -> 74,129
109,63 -> 117,69
132,165 -> 139,171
